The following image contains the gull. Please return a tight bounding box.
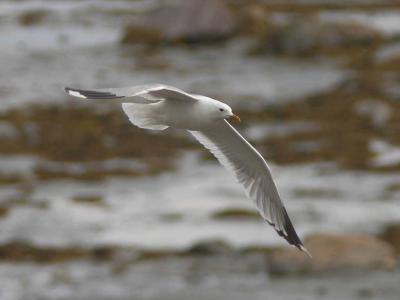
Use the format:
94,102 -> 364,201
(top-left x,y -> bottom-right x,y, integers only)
65,84 -> 310,256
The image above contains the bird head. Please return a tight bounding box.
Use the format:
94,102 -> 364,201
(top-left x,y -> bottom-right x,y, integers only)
215,103 -> 240,123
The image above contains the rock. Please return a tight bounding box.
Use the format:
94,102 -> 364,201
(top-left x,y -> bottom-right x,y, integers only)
268,233 -> 396,275
212,208 -> 261,221
121,0 -> 237,45
380,223 -> 400,256
0,242 -> 86,263
253,18 -> 382,56
0,173 -> 25,185
121,26 -> 163,45
0,242 -> 142,264
18,9 -> 50,26
71,194 -> 105,206
186,240 -> 233,255
292,187 -> 343,199
0,206 -> 8,218
357,287 -> 375,298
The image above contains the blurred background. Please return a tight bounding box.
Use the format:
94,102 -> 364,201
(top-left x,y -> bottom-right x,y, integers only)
0,0 -> 400,299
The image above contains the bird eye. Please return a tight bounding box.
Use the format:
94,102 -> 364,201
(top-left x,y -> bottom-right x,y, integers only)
219,108 -> 224,112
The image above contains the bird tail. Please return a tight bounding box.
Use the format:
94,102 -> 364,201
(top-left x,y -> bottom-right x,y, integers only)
122,103 -> 168,130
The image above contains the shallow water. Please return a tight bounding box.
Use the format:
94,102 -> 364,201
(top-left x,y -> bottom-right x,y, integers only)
1,260 -> 399,300
0,0 -> 345,109
1,153 -> 400,250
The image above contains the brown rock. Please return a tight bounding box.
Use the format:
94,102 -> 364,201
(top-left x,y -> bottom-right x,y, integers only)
121,26 -> 163,45
0,242 -> 86,263
121,0 -> 237,45
0,206 -> 8,218
381,223 -> 400,256
269,233 -> 396,275
18,9 -> 50,26
212,208 -> 260,221
186,240 -> 233,255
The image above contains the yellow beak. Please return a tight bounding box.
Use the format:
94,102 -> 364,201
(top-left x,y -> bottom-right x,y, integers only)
230,114 -> 241,123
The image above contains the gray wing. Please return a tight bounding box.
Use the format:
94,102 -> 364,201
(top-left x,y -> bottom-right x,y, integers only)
65,84 -> 198,103
190,120 -> 310,255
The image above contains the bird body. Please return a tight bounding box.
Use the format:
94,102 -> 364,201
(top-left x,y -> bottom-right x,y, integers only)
65,84 -> 310,256
122,95 -> 230,131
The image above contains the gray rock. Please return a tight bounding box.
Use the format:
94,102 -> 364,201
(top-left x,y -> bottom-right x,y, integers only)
254,18 -> 382,56
122,0 -> 237,44
186,239 -> 233,255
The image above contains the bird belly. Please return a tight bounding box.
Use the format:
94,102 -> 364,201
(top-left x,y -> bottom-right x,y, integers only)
158,101 -> 212,131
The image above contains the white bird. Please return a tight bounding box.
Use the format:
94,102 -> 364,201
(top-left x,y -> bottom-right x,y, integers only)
65,84 -> 310,256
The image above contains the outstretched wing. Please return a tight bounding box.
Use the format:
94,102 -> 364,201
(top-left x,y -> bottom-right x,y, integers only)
190,120 -> 310,255
65,84 -> 198,103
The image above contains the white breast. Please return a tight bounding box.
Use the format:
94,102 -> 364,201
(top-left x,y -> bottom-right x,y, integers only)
158,99 -> 217,131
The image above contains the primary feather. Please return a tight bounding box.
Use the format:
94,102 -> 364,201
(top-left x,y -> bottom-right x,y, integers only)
65,84 -> 196,103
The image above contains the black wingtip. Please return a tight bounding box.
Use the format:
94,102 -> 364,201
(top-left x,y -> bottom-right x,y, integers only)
267,209 -> 311,257
64,87 -> 73,94
64,86 -> 88,99
281,210 -> 311,257
64,87 -> 124,100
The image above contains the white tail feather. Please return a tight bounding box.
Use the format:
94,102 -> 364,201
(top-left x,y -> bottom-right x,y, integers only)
121,103 -> 168,130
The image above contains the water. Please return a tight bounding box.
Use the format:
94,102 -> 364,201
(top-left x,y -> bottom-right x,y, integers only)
1,261 -> 399,300
1,153 -> 399,249
0,0 -> 344,109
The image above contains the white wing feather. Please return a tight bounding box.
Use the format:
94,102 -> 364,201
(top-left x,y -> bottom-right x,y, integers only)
190,120 -> 309,255
65,84 -> 198,103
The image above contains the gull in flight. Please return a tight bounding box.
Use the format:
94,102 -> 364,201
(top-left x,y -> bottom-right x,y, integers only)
65,84 -> 310,256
